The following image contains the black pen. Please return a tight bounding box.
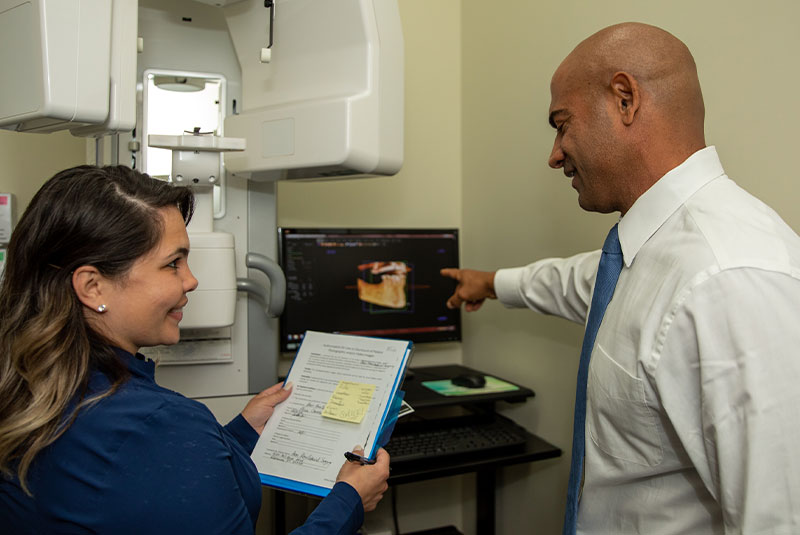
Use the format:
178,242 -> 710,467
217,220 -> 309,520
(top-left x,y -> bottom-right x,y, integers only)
344,451 -> 377,465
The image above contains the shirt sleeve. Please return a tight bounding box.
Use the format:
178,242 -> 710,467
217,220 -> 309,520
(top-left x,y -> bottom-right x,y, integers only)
493,250 -> 601,325
290,482 -> 364,535
654,267 -> 800,532
225,413 -> 260,454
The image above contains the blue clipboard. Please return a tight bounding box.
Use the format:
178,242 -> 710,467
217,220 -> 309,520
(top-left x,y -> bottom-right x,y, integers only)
256,331 -> 412,497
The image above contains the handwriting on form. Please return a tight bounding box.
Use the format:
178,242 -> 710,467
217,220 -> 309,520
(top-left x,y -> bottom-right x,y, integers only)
268,450 -> 333,470
321,381 -> 376,423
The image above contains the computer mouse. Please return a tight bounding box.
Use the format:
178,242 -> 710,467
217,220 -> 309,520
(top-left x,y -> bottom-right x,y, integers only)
451,373 -> 486,388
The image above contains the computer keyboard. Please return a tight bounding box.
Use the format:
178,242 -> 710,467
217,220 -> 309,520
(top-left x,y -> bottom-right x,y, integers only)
385,416 -> 528,463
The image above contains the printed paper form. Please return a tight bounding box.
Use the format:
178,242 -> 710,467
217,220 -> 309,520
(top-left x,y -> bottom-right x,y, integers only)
251,331 -> 411,493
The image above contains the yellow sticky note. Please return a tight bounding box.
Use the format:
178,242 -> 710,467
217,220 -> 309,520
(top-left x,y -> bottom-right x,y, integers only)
321,381 -> 376,424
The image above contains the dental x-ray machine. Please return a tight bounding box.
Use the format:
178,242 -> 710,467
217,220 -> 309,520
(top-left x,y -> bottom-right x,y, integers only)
0,0 -> 404,399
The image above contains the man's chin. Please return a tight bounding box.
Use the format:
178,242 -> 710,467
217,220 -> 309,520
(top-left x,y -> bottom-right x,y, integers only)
576,192 -> 593,212
577,195 -> 603,214
578,196 -> 617,215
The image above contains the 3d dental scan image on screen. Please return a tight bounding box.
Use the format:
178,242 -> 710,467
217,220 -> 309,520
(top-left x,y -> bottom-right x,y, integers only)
278,228 -> 461,352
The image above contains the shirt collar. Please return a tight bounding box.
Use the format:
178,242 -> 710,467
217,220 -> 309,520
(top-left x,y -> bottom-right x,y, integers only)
112,346 -> 156,380
618,146 -> 726,267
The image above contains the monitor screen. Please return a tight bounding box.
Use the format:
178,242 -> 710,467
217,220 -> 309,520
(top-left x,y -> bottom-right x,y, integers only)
278,228 -> 461,352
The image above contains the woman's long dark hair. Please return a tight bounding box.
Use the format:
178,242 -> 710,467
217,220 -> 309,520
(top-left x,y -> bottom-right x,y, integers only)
0,165 -> 193,494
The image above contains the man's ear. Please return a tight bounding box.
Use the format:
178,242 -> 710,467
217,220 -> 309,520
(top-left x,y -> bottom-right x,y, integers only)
611,71 -> 640,126
72,265 -> 106,312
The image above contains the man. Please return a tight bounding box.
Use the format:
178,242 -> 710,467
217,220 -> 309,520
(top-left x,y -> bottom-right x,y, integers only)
442,23 -> 800,534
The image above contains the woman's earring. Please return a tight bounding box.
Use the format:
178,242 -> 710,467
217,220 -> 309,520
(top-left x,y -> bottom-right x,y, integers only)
97,304 -> 107,313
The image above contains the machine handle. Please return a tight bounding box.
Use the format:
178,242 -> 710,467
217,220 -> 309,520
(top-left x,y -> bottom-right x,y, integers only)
236,252 -> 286,317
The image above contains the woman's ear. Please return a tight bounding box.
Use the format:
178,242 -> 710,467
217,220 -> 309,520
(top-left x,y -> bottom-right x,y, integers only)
72,266 -> 107,312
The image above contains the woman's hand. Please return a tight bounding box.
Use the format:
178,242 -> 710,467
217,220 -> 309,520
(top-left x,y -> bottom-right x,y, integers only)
241,382 -> 293,434
335,447 -> 390,512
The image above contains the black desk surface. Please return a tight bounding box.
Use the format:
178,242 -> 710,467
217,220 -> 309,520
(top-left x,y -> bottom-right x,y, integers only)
400,364 -> 535,408
388,364 -> 561,486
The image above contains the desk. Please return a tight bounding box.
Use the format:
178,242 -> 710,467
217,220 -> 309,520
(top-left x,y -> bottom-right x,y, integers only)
273,365 -> 560,535
400,364 -> 537,408
387,365 -> 561,535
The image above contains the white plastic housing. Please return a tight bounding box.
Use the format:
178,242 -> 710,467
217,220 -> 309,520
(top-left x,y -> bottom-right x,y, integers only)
70,0 -> 138,137
0,0 -> 113,133
181,232 -> 237,329
223,0 -> 404,180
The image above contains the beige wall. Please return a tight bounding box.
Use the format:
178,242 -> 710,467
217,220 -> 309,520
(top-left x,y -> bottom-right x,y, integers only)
461,1 -> 800,534
0,130 -> 87,217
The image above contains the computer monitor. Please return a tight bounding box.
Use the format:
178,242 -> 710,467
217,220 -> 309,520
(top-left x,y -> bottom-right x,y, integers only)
278,228 -> 461,352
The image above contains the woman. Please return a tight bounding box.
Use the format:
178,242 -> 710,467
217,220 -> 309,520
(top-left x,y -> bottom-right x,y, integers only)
0,166 -> 389,534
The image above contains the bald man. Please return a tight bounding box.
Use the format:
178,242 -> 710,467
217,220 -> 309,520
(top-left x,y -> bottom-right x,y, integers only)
442,23 -> 800,534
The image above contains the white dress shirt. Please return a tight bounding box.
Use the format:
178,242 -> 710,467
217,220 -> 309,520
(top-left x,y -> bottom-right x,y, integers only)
494,147 -> 800,534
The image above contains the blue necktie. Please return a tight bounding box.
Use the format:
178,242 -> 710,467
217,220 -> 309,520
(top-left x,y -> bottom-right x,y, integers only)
563,224 -> 623,535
